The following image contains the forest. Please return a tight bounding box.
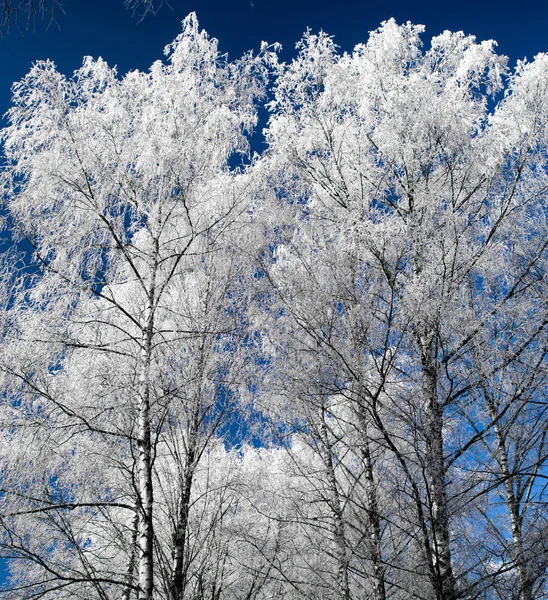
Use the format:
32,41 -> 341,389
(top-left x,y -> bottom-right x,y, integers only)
0,13 -> 547,600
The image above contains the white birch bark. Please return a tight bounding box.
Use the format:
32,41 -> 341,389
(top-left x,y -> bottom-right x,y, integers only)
122,510 -> 140,600
169,438 -> 197,600
418,330 -> 457,600
319,413 -> 351,600
137,242 -> 159,600
484,390 -> 533,600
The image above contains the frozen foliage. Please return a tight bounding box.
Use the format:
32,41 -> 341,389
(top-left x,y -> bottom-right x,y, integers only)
1,14 -> 548,600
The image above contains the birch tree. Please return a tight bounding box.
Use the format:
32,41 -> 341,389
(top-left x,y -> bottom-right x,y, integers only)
261,20 -> 548,599
0,13 -> 274,599
2,13 -> 548,600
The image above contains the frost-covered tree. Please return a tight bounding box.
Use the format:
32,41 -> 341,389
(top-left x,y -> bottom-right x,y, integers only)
2,14 -> 548,600
0,13 -> 275,600
260,19 -> 548,600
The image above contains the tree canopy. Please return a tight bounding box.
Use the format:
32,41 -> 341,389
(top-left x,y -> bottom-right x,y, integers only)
0,14 -> 547,600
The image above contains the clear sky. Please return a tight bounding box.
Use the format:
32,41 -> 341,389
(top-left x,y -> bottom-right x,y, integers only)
0,0 -> 547,588
1,0 -> 548,118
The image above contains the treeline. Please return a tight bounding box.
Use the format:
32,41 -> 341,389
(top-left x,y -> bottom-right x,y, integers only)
0,14 -> 547,600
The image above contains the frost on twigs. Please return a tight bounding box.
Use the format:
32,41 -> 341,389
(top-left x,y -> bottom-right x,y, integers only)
1,15 -> 548,600
0,13 -> 277,600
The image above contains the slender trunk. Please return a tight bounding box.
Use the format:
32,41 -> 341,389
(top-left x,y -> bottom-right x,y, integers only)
420,333 -> 457,600
170,444 -> 196,600
409,214 -> 457,599
361,426 -> 386,600
485,393 -> 532,600
356,404 -> 386,600
137,247 -> 158,600
122,510 -> 140,600
319,414 -> 351,600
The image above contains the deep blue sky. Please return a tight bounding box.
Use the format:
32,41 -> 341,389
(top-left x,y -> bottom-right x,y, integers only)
0,0 -> 547,588
1,0 -> 548,118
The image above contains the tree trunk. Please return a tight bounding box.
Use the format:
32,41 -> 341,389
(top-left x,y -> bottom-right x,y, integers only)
170,444 -> 196,600
122,510 -> 139,600
357,404 -> 386,600
137,250 -> 158,600
485,392 -> 532,600
362,432 -> 386,600
319,413 -> 351,600
420,333 -> 457,600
